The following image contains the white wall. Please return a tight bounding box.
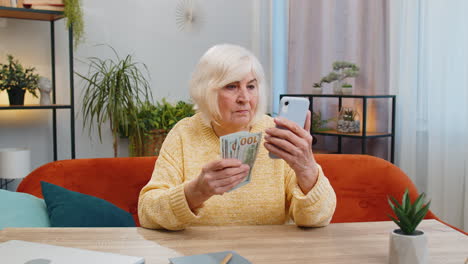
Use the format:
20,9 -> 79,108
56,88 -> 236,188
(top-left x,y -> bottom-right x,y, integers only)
0,0 -> 272,189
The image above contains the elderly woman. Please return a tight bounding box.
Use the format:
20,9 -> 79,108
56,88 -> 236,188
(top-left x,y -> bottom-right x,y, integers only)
138,44 -> 336,230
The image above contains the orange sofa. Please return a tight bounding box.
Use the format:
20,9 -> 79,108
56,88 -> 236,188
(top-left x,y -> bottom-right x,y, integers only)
17,154 -> 437,227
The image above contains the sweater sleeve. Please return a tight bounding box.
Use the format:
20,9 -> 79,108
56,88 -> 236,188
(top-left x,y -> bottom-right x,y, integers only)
138,128 -> 200,230
285,164 -> 337,227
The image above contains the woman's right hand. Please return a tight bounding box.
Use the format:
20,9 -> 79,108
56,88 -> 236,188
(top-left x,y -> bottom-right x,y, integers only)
184,159 -> 249,212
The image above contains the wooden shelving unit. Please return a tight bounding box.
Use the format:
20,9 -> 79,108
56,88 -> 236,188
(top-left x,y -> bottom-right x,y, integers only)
0,6 -> 63,21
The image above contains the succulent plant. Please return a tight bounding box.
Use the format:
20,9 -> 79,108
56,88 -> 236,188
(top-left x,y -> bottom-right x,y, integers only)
388,189 -> 431,235
342,108 -> 357,121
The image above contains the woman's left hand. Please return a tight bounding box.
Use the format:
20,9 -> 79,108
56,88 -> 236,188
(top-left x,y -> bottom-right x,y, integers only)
264,111 -> 319,194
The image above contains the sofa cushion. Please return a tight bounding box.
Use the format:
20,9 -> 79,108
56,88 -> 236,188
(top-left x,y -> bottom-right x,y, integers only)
41,181 -> 136,227
0,189 -> 51,229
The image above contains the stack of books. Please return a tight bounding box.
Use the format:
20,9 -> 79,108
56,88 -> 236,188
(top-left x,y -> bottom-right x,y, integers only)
22,0 -> 64,11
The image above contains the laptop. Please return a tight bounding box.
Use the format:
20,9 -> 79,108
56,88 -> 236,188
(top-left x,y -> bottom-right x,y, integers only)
0,240 -> 145,264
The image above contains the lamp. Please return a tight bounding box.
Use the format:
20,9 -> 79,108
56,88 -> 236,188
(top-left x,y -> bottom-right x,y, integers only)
0,148 -> 31,189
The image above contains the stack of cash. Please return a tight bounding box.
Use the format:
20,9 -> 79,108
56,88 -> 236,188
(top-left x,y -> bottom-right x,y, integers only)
220,131 -> 262,191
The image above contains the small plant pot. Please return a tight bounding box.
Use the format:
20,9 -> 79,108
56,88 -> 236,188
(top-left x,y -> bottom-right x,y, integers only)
129,129 -> 168,157
388,229 -> 428,264
336,107 -> 360,133
341,87 -> 352,95
7,89 -> 26,106
333,81 -> 342,94
311,87 -> 322,94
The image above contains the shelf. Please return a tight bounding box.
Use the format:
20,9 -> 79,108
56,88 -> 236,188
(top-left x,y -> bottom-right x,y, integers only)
0,6 -> 64,21
284,94 -> 395,99
281,93 -> 396,163
0,104 -> 71,110
312,130 -> 392,138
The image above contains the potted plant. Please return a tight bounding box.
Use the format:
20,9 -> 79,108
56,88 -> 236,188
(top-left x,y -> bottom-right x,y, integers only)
0,54 -> 40,105
388,189 -> 431,264
129,99 -> 195,157
312,72 -> 340,94
341,83 -> 353,95
76,46 -> 152,157
314,61 -> 359,94
336,107 -> 360,133
311,82 -> 323,94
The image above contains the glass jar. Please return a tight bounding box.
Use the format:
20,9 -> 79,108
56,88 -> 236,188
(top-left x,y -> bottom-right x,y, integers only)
336,107 -> 360,133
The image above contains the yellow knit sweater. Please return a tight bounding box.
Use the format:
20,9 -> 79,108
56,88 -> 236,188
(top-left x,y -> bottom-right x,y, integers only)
138,113 -> 336,230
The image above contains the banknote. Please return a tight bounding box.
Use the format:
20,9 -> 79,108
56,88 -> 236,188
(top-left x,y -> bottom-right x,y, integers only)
220,131 -> 262,191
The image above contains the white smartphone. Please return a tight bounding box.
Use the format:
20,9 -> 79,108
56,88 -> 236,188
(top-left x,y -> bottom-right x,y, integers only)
269,96 -> 310,159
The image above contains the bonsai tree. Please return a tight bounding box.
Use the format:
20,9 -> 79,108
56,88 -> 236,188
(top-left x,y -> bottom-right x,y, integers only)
388,189 -> 431,235
313,61 -> 359,88
332,61 -> 359,86
0,55 -> 40,105
129,99 -> 195,156
76,46 -> 152,157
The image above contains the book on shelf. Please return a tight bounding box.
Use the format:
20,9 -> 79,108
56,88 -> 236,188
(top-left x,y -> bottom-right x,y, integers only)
0,0 -> 11,7
23,0 -> 62,4
29,4 -> 64,11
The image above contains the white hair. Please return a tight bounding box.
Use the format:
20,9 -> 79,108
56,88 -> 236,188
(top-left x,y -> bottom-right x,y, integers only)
189,44 -> 267,126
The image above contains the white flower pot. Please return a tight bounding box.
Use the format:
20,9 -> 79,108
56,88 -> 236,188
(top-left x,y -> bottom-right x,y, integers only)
341,87 -> 352,95
333,81 -> 342,94
389,229 -> 428,264
311,87 -> 322,94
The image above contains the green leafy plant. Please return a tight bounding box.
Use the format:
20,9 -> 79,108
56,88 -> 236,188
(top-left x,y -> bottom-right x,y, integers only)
64,0 -> 84,48
129,99 -> 195,156
312,111 -> 331,132
388,189 -> 431,235
342,83 -> 352,88
76,46 -> 152,157
0,55 -> 40,103
313,61 -> 359,88
136,99 -> 195,132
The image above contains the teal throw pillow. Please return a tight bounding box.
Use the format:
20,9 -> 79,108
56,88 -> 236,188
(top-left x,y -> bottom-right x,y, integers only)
40,181 -> 136,227
0,189 -> 51,229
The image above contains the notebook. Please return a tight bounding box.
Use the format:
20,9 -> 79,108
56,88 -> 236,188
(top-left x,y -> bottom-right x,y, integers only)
169,250 -> 251,264
0,240 -> 145,264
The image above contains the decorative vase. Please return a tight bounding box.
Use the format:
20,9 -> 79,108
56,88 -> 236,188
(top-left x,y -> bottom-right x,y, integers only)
389,229 -> 428,264
7,89 -> 26,106
333,80 -> 343,94
129,129 -> 168,157
336,107 -> 360,133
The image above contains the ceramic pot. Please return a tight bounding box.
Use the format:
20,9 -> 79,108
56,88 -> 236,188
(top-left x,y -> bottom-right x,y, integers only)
388,229 -> 428,264
311,87 -> 322,94
341,87 -> 352,95
332,82 -> 341,94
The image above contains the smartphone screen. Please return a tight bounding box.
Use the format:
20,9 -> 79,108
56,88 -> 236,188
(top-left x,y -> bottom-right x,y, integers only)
269,96 -> 310,159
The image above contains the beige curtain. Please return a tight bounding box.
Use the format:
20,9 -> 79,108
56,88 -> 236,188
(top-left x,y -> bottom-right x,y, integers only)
288,0 -> 390,159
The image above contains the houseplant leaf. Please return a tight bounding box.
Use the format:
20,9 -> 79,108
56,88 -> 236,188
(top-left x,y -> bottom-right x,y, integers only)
76,45 -> 152,157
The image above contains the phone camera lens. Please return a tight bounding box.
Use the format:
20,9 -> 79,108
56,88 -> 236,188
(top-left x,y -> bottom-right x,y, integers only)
285,101 -> 289,106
